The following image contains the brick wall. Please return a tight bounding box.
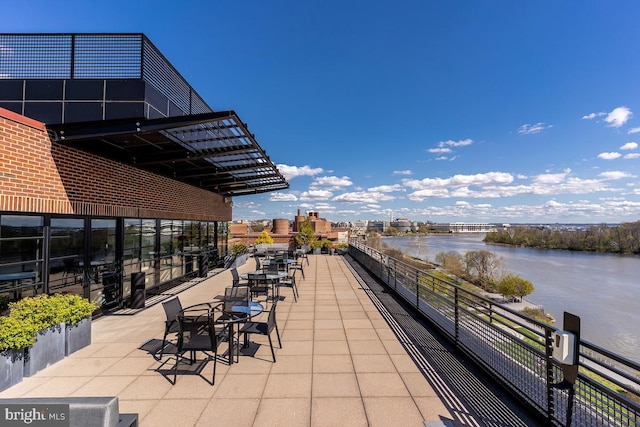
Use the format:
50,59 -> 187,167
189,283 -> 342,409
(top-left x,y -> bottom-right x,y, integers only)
0,110 -> 231,220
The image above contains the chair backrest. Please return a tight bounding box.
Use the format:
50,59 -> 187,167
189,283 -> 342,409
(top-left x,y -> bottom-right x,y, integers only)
177,313 -> 217,351
247,273 -> 267,284
223,286 -> 249,312
230,267 -> 240,285
267,300 -> 278,331
162,297 -> 183,324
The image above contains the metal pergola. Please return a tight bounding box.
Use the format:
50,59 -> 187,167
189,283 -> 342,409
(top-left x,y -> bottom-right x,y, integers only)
47,111 -> 289,196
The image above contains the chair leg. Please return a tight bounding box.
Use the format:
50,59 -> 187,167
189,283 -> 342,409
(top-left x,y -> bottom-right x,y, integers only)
212,352 -> 217,385
275,325 -> 282,348
267,334 -> 276,362
173,352 -> 179,384
158,327 -> 169,359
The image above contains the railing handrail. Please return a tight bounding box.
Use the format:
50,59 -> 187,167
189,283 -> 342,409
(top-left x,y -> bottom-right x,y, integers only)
348,239 -> 640,427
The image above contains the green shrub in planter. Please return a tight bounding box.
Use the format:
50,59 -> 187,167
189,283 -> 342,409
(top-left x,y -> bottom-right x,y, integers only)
54,294 -> 99,326
8,294 -> 98,330
0,294 -> 98,352
231,243 -> 248,255
0,316 -> 35,352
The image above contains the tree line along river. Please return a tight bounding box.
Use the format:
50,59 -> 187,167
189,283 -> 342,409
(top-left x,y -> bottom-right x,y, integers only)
383,234 -> 639,363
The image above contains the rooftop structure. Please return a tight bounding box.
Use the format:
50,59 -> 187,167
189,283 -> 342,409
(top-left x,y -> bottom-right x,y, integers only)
0,33 -> 287,313
0,33 -> 288,197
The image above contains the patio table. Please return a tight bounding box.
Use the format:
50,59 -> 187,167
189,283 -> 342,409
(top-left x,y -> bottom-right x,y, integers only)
215,301 -> 264,364
240,271 -> 288,301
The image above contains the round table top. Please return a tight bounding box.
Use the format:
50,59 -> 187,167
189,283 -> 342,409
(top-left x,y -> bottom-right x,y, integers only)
241,270 -> 288,280
217,301 -> 264,324
262,259 -> 297,265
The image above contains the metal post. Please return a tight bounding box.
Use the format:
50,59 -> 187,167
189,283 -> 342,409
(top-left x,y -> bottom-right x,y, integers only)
416,270 -> 420,308
545,328 -> 555,425
454,287 -> 459,346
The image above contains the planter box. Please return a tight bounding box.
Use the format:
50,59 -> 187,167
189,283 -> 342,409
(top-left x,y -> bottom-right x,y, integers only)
232,253 -> 249,268
65,318 -> 92,356
24,323 -> 65,377
312,248 -> 321,255
0,349 -> 24,392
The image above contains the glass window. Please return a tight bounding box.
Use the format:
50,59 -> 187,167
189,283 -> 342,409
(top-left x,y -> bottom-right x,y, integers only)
89,219 -> 118,309
49,217 -> 84,295
0,214 -> 44,301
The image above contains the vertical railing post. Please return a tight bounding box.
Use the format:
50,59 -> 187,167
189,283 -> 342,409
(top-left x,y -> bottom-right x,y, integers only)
454,286 -> 459,346
545,328 -> 555,426
416,270 -> 420,308
489,302 -> 493,324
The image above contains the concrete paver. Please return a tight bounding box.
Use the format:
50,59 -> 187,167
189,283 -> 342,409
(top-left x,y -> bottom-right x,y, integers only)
0,254 -> 453,426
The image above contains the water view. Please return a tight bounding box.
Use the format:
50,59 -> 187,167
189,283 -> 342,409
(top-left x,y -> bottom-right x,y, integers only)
384,234 -> 640,362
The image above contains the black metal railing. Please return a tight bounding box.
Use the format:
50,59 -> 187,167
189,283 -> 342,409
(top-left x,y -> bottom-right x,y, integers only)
349,240 -> 640,427
0,33 -> 211,115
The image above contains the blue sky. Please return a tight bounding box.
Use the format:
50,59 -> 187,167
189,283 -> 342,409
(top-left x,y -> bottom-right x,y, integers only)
5,1 -> 640,224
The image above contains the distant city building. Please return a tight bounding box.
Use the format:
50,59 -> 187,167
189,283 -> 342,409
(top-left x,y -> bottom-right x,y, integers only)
231,209 -> 350,247
390,218 -> 416,233
437,222 -> 495,233
351,220 -> 369,237
367,220 -> 388,233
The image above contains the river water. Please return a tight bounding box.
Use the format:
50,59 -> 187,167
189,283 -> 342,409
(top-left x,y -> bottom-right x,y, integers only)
383,234 -> 639,363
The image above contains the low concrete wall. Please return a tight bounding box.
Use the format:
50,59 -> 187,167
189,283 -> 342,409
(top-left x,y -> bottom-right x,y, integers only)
0,397 -> 137,427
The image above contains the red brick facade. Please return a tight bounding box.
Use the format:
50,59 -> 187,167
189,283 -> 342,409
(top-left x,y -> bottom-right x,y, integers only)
0,109 -> 231,220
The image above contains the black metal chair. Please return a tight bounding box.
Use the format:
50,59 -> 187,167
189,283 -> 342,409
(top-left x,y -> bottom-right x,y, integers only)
288,252 -> 305,280
158,297 -> 183,360
239,299 -> 281,362
230,267 -> 247,287
247,273 -> 271,302
275,268 -> 298,302
299,245 -> 310,266
173,310 -> 221,385
222,285 -> 250,312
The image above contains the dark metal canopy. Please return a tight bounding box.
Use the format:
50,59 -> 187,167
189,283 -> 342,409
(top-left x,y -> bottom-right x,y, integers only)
47,111 -> 289,197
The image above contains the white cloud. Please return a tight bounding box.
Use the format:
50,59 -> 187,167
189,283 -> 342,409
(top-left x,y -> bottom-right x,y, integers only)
399,168 -> 619,202
624,153 -> 640,159
298,190 -> 333,201
620,142 -> 638,150
333,191 -> 396,203
393,170 -> 413,175
277,164 -> 323,180
438,139 -> 473,147
582,112 -> 605,120
604,106 -> 632,128
428,147 -> 452,154
597,152 -> 622,160
368,184 -> 404,193
518,122 -> 552,134
269,193 -> 298,202
628,127 -> 640,134
533,169 -> 571,184
403,172 -> 514,191
435,155 -> 457,161
310,175 -> 353,190
599,171 -> 634,180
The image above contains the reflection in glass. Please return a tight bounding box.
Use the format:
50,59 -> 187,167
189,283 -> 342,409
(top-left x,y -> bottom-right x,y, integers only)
49,218 -> 84,295
0,215 -> 44,301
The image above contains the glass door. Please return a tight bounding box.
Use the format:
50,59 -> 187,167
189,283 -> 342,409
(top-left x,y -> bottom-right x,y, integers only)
88,219 -> 118,309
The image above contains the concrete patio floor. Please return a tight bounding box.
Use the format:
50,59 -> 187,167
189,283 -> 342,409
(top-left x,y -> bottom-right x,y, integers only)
0,254 -> 452,426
